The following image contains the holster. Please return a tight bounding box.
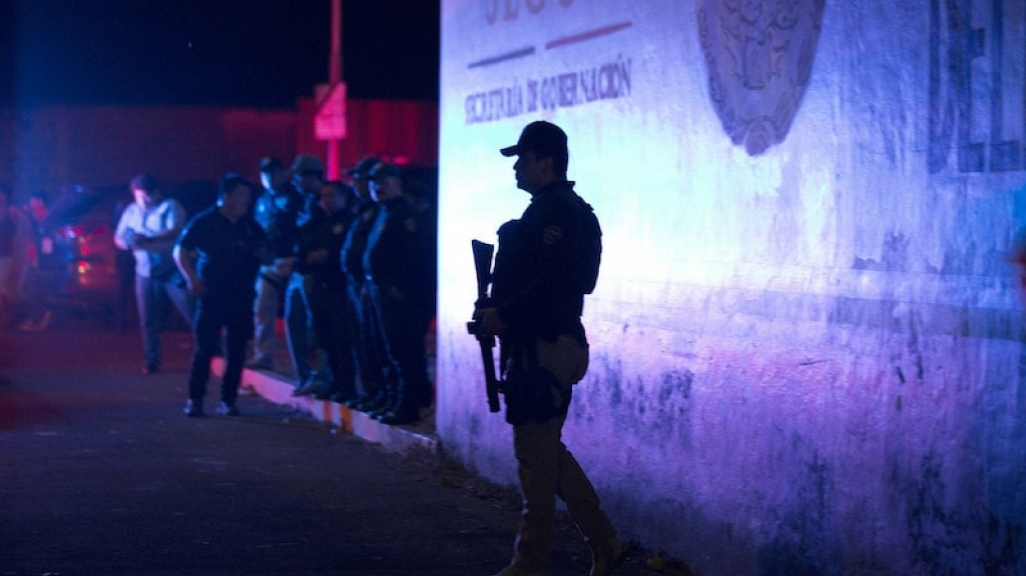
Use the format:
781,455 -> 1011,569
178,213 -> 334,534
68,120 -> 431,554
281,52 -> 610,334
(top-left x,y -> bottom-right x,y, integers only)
502,336 -> 586,426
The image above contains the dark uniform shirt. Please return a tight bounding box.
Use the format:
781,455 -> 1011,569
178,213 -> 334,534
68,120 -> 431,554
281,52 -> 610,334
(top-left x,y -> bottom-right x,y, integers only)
177,207 -> 269,299
292,194 -> 326,275
491,180 -> 600,345
253,185 -> 304,259
340,200 -> 380,284
297,208 -> 350,289
363,195 -> 431,307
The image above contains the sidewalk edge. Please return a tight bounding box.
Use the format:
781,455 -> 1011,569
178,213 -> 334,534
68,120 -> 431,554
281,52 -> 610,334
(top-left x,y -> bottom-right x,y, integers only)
211,357 -> 439,455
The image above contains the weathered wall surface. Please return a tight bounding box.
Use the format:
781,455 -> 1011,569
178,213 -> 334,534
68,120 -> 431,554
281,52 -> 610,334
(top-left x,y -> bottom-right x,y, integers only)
437,1 -> 1026,574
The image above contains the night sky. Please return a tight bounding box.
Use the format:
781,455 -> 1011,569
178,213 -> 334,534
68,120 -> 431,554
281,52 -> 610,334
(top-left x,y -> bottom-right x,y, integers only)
0,0 -> 440,109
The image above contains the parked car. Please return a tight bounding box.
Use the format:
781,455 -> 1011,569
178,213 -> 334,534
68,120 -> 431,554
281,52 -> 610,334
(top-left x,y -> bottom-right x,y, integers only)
30,185 -> 123,309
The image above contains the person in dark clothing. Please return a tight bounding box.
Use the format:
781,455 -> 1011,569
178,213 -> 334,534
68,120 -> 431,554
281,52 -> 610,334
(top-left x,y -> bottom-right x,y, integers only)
292,181 -> 359,402
362,161 -> 434,425
475,121 -> 626,576
248,156 -> 304,371
174,173 -> 271,417
286,154 -> 329,394
340,156 -> 386,410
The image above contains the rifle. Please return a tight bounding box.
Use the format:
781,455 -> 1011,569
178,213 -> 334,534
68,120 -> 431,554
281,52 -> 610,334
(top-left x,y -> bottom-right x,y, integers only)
467,240 -> 501,413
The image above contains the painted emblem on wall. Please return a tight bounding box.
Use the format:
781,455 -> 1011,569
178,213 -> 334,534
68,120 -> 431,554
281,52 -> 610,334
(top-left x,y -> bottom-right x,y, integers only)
697,0 -> 826,156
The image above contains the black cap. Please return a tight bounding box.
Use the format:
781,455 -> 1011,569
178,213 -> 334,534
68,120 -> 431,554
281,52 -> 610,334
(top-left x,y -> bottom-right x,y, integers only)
346,156 -> 382,178
259,156 -> 283,173
368,162 -> 402,181
291,154 -> 325,175
500,121 -> 568,157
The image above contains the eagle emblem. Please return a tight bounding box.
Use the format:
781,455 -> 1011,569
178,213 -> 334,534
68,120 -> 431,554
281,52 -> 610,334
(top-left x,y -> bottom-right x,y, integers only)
696,0 -> 826,156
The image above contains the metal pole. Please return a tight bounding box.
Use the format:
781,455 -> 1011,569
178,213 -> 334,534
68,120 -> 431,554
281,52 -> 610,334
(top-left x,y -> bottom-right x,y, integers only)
330,0 -> 342,84
327,0 -> 342,179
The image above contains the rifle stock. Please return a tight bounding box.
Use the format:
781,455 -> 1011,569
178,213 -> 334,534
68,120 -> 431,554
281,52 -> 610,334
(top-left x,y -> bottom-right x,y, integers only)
469,240 -> 501,413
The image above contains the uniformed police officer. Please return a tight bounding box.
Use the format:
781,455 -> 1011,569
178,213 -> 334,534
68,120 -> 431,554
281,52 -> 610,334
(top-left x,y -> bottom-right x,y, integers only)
340,157 -> 386,411
292,181 -> 359,402
475,121 -> 627,576
362,161 -> 433,425
286,154 -> 328,395
248,156 -> 304,371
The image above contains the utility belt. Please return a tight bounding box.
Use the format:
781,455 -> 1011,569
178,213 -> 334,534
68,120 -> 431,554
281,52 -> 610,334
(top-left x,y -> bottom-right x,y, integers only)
504,334 -> 589,387
501,333 -> 589,425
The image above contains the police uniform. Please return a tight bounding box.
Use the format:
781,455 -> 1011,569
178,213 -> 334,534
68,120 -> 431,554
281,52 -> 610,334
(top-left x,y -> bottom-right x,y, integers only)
284,193 -> 326,389
486,120 -> 625,576
250,182 -> 304,368
340,198 -> 385,408
362,192 -> 433,423
295,202 -> 356,401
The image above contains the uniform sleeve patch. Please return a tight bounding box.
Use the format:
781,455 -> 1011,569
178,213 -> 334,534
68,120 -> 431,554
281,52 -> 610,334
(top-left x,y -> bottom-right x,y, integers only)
542,225 -> 563,244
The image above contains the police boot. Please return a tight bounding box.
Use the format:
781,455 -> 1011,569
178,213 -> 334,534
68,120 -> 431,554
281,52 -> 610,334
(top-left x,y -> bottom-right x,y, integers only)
377,402 -> 419,425
363,391 -> 392,416
589,539 -> 629,576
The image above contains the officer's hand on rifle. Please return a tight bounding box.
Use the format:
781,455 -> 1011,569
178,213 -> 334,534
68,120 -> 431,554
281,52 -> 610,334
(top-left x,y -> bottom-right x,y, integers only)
474,307 -> 507,337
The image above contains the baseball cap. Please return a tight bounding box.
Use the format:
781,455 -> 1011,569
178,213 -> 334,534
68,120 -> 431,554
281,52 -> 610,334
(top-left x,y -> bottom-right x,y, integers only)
500,121 -> 568,157
259,156 -> 283,173
346,156 -> 382,178
368,162 -> 402,181
291,154 -> 325,175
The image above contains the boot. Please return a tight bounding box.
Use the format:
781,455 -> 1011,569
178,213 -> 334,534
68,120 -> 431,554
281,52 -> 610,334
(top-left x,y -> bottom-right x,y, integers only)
590,539 -> 628,576
377,403 -> 419,425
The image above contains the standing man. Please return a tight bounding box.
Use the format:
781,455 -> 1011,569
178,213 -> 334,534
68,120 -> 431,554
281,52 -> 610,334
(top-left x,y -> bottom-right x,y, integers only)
362,161 -> 434,424
114,174 -> 192,375
293,181 -> 359,402
286,154 -> 328,394
340,156 -> 385,410
248,156 -> 304,371
174,173 -> 270,417
475,121 -> 627,576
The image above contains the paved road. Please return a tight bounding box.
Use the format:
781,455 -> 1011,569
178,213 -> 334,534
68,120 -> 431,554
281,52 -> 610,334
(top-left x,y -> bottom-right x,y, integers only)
0,320 -> 659,576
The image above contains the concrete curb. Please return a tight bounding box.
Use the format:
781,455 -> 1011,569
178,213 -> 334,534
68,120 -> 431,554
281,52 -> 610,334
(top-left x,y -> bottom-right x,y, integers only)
211,357 -> 440,455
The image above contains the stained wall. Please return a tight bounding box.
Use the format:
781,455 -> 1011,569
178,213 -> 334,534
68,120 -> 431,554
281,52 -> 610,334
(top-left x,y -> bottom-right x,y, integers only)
436,1 -> 1026,574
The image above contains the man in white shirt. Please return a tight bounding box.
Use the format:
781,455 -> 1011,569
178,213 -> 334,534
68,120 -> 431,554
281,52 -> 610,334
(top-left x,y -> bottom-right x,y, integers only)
114,174 -> 192,374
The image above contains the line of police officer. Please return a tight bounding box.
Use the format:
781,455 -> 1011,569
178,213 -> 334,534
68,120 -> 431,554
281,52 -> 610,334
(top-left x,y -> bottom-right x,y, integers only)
249,154 -> 436,425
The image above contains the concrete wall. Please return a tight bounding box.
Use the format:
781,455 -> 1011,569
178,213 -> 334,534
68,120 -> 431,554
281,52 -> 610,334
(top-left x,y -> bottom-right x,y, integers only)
436,1 -> 1026,575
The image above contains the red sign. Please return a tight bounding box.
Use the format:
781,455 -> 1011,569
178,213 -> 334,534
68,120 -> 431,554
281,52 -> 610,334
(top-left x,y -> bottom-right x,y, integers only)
315,82 -> 347,140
